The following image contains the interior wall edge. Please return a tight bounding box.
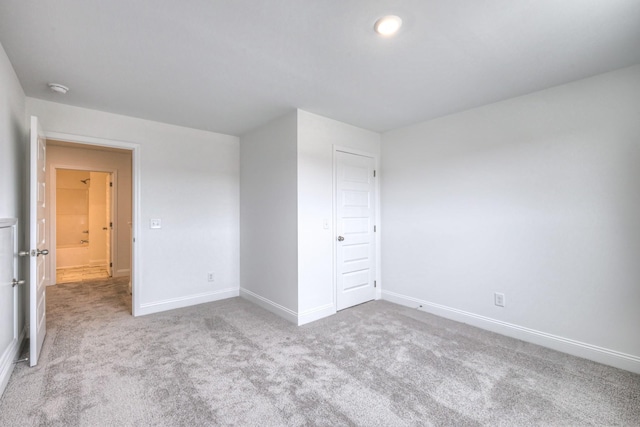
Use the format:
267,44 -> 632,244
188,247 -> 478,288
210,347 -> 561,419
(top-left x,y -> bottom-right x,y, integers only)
240,288 -> 298,324
297,303 -> 335,326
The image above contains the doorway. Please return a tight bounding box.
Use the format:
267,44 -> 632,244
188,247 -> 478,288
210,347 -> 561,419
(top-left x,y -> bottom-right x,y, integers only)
44,137 -> 136,314
54,169 -> 113,284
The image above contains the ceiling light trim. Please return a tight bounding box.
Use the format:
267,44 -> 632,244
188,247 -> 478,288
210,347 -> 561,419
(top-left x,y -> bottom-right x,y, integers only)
48,83 -> 69,94
374,15 -> 402,36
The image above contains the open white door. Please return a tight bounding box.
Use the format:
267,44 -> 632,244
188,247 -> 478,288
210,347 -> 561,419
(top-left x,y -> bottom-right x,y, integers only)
28,116 -> 48,367
336,150 -> 376,311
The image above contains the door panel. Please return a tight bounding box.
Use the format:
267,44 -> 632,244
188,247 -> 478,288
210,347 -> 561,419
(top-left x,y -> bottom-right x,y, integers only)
29,116 -> 47,367
336,151 -> 376,311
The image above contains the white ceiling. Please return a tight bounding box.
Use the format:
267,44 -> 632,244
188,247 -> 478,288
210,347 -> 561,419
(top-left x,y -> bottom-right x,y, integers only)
1,1 -> 639,136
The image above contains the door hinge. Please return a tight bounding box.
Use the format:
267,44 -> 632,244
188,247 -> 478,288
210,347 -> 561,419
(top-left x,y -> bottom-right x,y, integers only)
110,182 -> 113,187
374,280 -> 377,288
109,262 -> 113,267
373,170 -> 376,177
110,222 -> 113,228
374,225 -> 376,232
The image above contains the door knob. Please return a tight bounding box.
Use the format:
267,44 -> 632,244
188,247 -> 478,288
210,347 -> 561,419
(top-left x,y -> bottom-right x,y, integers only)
37,249 -> 49,256
12,279 -> 25,287
337,236 -> 345,241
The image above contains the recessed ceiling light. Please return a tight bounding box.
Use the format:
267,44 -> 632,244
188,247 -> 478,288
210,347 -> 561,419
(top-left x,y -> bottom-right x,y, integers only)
374,15 -> 402,36
48,83 -> 69,94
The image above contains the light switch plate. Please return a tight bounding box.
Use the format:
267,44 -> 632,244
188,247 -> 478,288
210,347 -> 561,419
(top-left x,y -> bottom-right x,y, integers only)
150,219 -> 162,229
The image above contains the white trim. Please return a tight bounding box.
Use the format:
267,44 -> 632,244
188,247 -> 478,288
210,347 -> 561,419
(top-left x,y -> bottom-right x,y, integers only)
240,288 -> 298,324
43,131 -> 141,316
114,268 -> 130,276
55,263 -> 90,270
45,132 -> 138,151
0,219 -> 17,227
334,145 -> 376,158
0,219 -> 21,398
137,287 -> 239,316
298,303 -> 335,326
382,290 -> 640,374
332,145 -> 381,311
0,327 -> 25,399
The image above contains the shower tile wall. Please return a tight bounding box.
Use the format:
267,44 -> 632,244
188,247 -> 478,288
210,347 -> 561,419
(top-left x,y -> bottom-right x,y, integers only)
56,170 -> 90,268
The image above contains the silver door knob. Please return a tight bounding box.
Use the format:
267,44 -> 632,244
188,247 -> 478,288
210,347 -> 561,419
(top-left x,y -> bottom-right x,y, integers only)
337,236 -> 345,241
37,249 -> 49,256
12,279 -> 25,287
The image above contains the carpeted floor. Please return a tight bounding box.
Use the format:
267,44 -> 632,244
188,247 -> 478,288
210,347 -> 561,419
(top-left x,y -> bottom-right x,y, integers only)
1,277 -> 638,426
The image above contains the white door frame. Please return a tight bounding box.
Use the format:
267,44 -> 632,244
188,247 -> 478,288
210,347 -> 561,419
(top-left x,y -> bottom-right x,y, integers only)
332,145 -> 382,310
48,167 -> 117,281
0,218 -> 22,396
44,131 -> 141,316
0,218 -> 20,342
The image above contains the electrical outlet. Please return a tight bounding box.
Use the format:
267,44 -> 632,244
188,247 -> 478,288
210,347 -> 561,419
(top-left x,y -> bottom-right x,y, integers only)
150,218 -> 161,229
207,272 -> 215,282
494,292 -> 505,307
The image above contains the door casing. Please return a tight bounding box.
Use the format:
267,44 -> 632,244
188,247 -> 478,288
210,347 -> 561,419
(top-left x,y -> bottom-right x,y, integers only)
332,145 -> 381,311
43,132 -> 141,316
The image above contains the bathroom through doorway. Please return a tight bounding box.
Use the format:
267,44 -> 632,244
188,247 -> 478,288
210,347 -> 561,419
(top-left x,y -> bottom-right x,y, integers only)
55,169 -> 113,284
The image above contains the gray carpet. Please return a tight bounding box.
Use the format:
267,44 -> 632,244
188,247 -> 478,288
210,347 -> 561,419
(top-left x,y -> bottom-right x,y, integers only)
0,277 -> 638,426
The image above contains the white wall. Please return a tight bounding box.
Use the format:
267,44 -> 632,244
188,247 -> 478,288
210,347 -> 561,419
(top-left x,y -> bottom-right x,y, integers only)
0,42 -> 26,397
240,109 -> 381,325
240,111 -> 299,321
47,146 -> 132,276
381,65 -> 640,373
27,98 -> 240,316
88,171 -> 108,266
297,110 -> 381,324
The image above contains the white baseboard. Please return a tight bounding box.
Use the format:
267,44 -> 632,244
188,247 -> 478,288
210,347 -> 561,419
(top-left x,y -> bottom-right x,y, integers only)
56,264 -> 89,269
240,288 -> 298,324
240,289 -> 336,325
382,290 -> 640,374
0,327 -> 26,398
137,287 -> 239,316
298,303 -> 335,326
114,268 -> 130,277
